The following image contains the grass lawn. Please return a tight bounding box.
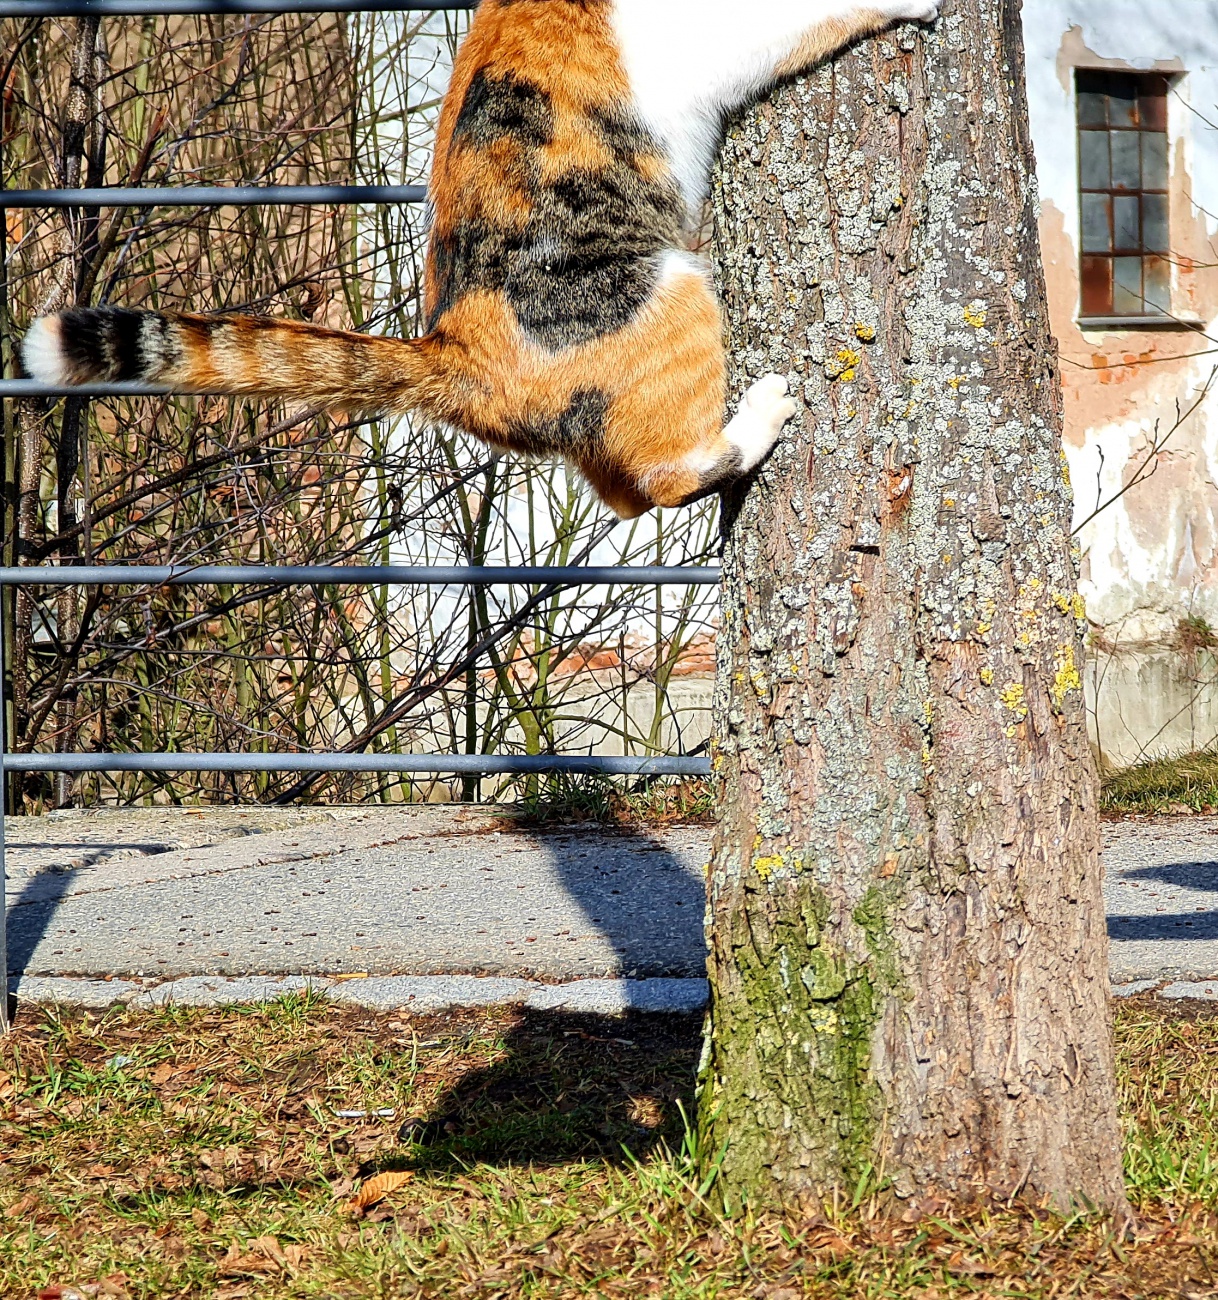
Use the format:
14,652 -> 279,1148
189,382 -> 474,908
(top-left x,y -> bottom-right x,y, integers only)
2,995 -> 1218,1299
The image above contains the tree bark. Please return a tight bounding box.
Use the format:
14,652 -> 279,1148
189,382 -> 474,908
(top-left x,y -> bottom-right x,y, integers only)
700,0 -> 1128,1215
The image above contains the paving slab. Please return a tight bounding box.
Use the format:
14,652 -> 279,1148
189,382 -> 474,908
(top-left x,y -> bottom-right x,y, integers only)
8,807 -> 1218,997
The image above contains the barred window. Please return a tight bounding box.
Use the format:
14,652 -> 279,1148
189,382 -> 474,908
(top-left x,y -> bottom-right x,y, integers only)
1077,70 -> 1171,322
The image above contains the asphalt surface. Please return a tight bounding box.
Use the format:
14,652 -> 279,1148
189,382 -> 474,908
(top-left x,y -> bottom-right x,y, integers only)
1103,815 -> 1218,981
4,806 -> 707,981
6,805 -> 1218,984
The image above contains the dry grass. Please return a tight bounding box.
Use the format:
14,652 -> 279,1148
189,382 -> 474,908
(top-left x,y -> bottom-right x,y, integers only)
2,995 -> 1217,1298
1101,749 -> 1218,816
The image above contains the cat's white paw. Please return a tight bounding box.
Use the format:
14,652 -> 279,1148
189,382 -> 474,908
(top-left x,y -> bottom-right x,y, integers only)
745,373 -> 798,428
879,0 -> 939,22
727,374 -> 797,471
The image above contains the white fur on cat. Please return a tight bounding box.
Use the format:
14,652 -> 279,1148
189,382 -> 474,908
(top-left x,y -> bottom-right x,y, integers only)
611,1 -> 940,211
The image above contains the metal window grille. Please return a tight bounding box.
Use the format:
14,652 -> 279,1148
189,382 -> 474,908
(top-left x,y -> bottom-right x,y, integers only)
0,0 -> 718,1025
1076,69 -> 1172,325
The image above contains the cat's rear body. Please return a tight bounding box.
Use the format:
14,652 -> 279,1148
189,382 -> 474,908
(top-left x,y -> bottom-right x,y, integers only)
22,0 -> 938,518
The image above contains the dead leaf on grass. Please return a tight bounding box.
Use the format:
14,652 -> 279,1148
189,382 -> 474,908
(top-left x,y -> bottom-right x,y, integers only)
347,1170 -> 414,1214
218,1237 -> 286,1277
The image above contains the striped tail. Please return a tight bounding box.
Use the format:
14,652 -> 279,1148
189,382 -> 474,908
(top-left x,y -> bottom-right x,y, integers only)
20,306 -> 443,413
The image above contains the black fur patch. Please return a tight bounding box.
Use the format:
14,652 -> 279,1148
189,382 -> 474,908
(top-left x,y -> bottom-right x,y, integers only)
429,113 -> 683,350
588,103 -> 657,164
509,386 -> 608,455
695,444 -> 744,495
58,306 -> 148,381
452,68 -> 554,151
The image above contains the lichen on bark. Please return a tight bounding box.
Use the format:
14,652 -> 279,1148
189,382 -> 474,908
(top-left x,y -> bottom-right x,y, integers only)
700,0 -> 1129,1215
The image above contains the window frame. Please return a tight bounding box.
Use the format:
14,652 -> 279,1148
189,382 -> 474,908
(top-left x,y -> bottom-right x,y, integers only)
1075,68 -> 1175,329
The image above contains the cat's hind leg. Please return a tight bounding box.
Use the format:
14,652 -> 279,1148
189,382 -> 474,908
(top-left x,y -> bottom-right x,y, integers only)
570,255 -> 797,517
581,372 -> 795,518
667,373 -> 795,502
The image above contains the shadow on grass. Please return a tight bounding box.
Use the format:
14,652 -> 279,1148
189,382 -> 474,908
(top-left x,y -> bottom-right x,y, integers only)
389,1009 -> 702,1173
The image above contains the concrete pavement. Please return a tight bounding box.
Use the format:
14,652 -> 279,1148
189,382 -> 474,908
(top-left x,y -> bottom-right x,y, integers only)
8,805 -> 1218,1006
4,805 -> 706,982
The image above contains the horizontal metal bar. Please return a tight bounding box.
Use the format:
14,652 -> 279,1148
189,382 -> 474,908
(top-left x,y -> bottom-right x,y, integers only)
1,753 -> 711,776
1,380 -> 180,399
0,564 -> 721,586
0,184 -> 426,209
4,1 -> 472,15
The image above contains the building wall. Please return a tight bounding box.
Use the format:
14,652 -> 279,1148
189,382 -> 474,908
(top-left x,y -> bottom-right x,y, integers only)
1023,1 -> 1218,765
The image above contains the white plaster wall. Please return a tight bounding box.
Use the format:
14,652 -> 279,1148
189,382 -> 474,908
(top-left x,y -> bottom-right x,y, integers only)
1022,1 -> 1218,641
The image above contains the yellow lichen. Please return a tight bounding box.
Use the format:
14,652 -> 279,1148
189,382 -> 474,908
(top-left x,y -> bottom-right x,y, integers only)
754,854 -> 783,881
963,303 -> 988,328
827,348 -> 862,383
810,1005 -> 839,1034
854,322 -> 877,343
1051,591 -> 1088,621
947,376 -> 963,391
1000,682 -> 1027,718
1052,643 -> 1081,707
980,667 -> 995,686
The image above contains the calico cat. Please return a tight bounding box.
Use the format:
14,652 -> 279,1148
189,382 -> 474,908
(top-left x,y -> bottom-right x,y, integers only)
22,0 -> 938,519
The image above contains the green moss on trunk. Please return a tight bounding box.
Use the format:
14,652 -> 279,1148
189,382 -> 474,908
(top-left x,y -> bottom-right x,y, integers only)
700,875 -> 886,1207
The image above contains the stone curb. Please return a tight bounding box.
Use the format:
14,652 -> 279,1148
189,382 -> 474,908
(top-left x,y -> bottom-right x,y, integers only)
14,975 -> 1218,1014
1112,978 -> 1218,1000
7,974 -> 710,1016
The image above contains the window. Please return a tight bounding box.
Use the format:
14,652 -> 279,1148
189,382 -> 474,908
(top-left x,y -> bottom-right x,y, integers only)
1077,70 -> 1171,322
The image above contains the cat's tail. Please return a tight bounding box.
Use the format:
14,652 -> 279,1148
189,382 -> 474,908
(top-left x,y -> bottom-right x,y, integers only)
20,306 -> 448,414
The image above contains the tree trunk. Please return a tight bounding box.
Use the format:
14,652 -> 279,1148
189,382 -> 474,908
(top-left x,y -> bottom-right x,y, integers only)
700,0 -> 1128,1215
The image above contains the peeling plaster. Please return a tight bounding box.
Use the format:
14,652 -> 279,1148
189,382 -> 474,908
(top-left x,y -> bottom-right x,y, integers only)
1024,2 -> 1218,762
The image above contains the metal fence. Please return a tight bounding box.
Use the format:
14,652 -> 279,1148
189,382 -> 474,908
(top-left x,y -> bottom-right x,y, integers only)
0,0 -> 721,1026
